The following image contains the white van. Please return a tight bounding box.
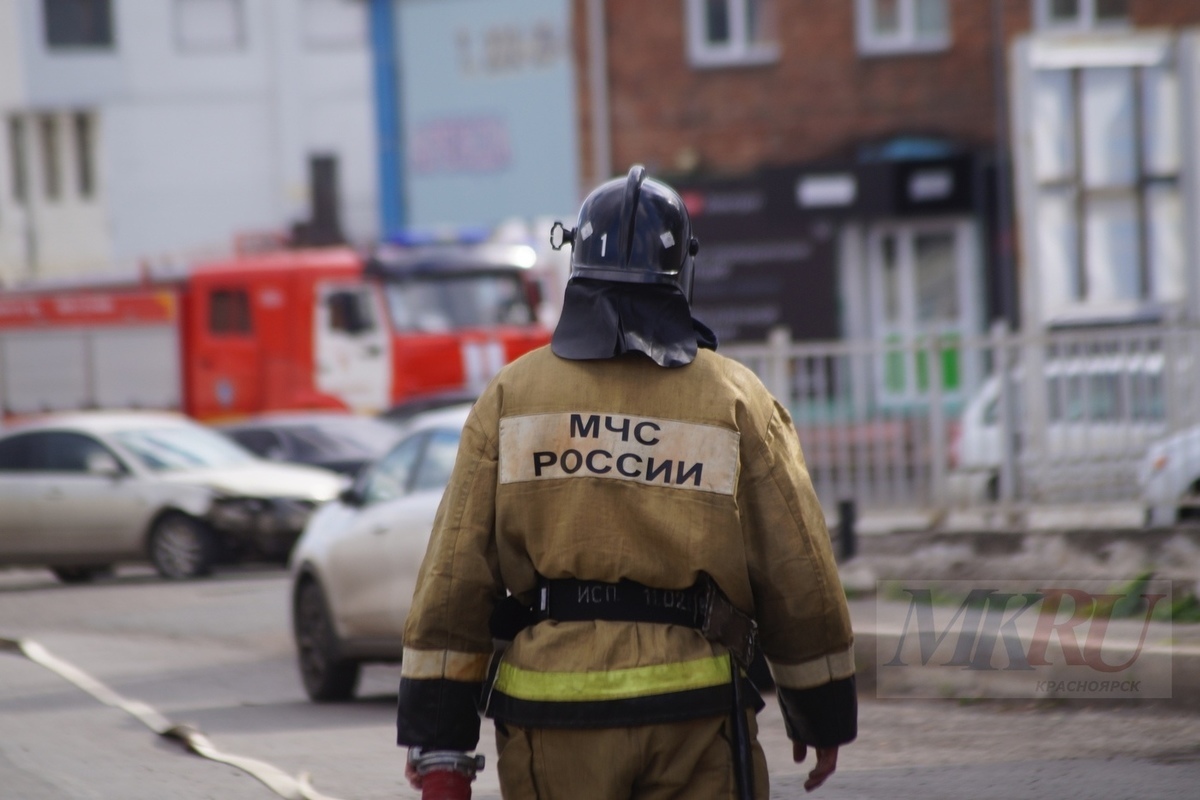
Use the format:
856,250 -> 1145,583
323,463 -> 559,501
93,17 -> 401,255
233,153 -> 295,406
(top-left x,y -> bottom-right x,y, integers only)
947,354 -> 1166,504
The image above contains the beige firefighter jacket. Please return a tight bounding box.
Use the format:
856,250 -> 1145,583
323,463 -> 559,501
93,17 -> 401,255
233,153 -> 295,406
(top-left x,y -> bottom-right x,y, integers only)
395,345 -> 855,749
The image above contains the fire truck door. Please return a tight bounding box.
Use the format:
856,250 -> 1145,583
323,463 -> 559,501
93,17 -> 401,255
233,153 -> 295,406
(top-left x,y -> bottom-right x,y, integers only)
192,287 -> 262,418
314,284 -> 391,413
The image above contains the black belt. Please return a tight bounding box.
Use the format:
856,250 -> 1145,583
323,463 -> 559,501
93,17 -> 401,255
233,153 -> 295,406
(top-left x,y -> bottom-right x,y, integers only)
535,577 -> 707,628
531,574 -> 758,666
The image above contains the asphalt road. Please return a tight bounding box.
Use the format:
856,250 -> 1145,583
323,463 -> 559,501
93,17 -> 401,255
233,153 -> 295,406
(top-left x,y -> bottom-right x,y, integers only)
1,565 -> 1199,800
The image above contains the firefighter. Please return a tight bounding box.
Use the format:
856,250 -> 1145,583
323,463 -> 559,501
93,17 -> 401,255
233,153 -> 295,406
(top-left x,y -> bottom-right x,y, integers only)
397,165 -> 857,800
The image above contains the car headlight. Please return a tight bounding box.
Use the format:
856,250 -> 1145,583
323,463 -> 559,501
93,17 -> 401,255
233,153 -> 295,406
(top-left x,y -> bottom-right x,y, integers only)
209,497 -> 318,533
209,497 -> 268,530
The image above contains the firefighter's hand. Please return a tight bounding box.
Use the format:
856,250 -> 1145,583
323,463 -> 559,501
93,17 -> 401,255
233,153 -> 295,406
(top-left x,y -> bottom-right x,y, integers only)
405,759 -> 423,790
793,742 -> 838,792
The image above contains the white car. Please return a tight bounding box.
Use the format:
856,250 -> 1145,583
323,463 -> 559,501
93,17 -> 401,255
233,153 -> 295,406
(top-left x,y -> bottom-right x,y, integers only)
0,411 -> 347,582
288,403 -> 471,701
1139,424 -> 1200,526
948,354 -> 1166,503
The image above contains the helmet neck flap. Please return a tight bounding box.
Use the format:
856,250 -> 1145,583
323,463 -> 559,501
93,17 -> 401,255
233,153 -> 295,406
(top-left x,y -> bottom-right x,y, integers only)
551,279 -> 717,368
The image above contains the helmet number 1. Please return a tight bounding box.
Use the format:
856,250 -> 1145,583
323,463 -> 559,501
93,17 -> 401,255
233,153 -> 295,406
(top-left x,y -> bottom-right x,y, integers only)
600,233 -> 607,257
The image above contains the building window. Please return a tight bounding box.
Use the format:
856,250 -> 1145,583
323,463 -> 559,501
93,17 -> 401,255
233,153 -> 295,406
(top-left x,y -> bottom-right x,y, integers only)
302,0 -> 366,50
1035,0 -> 1129,32
174,0 -> 244,53
43,0 -> 114,49
39,115 -> 61,201
881,235 -> 902,324
856,0 -> 950,56
914,231 -> 960,322
326,289 -> 376,335
72,112 -> 95,199
8,117 -> 28,203
209,289 -> 253,334
1030,59 -> 1181,315
685,0 -> 779,68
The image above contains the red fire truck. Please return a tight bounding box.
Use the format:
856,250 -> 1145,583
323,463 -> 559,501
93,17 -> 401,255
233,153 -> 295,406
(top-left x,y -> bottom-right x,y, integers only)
0,241 -> 550,422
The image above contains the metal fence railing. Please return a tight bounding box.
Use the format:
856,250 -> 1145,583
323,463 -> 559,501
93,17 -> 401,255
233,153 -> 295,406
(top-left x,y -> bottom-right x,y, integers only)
721,323 -> 1200,520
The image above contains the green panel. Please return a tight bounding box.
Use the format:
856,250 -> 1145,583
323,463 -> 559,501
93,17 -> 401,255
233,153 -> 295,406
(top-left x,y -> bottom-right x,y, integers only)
914,334 -> 962,393
880,332 -> 966,408
940,341 -> 961,391
884,334 -> 906,394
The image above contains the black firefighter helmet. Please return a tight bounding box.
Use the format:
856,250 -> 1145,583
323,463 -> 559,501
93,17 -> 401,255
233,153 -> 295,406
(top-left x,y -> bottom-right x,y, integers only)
551,165 -> 700,301
549,165 -> 714,367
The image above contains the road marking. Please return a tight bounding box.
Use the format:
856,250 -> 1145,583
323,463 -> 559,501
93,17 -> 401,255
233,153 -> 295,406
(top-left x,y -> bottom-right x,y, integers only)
0,636 -> 345,800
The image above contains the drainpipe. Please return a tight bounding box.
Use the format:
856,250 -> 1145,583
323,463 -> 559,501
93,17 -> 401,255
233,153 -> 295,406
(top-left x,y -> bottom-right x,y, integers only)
587,0 -> 611,185
369,0 -> 405,237
991,0 -> 1017,330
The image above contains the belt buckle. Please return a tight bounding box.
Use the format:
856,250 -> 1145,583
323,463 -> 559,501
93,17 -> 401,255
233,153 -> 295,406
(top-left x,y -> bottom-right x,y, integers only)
698,577 -> 758,666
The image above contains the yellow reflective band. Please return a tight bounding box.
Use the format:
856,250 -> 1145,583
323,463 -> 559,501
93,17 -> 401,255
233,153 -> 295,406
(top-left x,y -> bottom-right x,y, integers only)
493,654 -> 731,702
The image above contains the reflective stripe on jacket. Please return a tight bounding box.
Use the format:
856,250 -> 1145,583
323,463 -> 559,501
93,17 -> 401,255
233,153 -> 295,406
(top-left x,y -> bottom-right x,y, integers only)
395,346 -> 856,749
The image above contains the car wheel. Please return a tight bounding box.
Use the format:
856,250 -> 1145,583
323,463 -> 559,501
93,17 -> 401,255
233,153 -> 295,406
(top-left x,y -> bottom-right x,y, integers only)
149,514 -> 215,580
51,565 -> 114,584
294,578 -> 360,702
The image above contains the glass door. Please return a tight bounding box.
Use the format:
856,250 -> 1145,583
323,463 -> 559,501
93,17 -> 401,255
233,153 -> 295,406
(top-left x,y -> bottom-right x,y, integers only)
867,219 -> 978,407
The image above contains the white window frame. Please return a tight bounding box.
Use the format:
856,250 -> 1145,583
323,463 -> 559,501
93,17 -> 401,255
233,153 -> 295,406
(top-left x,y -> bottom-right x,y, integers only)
1013,33 -> 1185,328
856,0 -> 951,57
684,0 -> 779,69
1034,0 -> 1131,33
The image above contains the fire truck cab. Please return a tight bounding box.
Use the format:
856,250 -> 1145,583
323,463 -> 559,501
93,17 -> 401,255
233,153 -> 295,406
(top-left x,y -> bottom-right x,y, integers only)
184,247 -> 379,419
366,239 -> 548,403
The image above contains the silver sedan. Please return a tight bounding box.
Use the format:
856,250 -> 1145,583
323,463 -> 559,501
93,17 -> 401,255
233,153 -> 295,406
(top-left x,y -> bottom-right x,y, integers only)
0,411 -> 347,581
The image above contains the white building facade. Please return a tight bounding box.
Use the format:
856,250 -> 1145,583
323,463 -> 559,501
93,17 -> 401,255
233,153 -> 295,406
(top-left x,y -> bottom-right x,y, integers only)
0,0 -> 378,286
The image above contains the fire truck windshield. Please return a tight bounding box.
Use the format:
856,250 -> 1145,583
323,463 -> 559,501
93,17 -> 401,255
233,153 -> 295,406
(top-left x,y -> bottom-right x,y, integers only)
382,272 -> 535,333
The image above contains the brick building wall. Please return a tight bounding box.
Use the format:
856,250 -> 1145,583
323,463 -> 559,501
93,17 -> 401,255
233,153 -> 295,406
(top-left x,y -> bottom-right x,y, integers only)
587,0 -> 1026,179
571,0 -> 596,189
573,0 -> 1200,185
1135,0 -> 1200,27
